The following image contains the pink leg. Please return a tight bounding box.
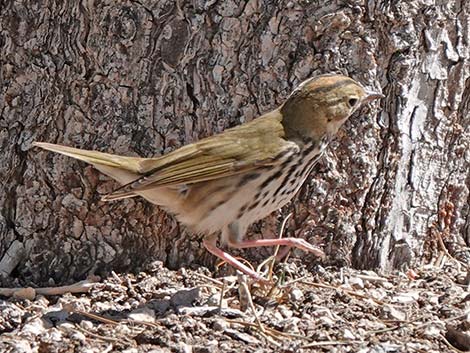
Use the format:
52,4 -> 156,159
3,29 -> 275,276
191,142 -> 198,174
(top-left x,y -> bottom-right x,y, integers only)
228,238 -> 325,259
203,238 -> 268,282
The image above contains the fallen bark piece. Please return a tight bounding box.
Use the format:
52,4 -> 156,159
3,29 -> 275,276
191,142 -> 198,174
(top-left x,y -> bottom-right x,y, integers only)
0,240 -> 26,277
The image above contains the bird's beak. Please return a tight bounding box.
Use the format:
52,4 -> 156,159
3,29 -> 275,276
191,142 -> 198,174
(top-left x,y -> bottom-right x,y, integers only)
364,90 -> 385,102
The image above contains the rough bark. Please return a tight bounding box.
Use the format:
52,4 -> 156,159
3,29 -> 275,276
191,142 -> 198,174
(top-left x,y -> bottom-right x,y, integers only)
0,0 -> 468,284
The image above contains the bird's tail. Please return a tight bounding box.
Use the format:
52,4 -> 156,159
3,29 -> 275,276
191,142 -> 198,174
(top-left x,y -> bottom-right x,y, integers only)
32,142 -> 157,201
33,142 -> 178,205
32,142 -> 147,174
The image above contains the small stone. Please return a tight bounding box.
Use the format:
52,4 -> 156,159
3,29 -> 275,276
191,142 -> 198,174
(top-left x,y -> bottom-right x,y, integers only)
116,324 -> 132,336
225,328 -> 261,344
206,293 -> 227,307
171,287 -> 200,307
179,343 -> 192,353
122,349 -> 139,353
423,323 -> 443,339
343,328 -> 356,340
80,320 -> 93,330
56,322 -> 75,331
147,299 -> 170,314
279,317 -> 301,333
318,315 -> 335,327
22,317 -> 48,335
349,276 -> 364,289
70,330 -> 87,342
382,305 -> 407,321
279,306 -> 293,318
7,340 -> 32,353
213,318 -> 228,331
273,311 -> 284,321
456,271 -> 470,286
43,308 -> 70,325
392,291 -> 419,304
289,288 -> 304,301
49,328 -> 63,341
128,306 -> 156,323
219,343 -> 231,350
178,306 -> 244,318
194,340 -> 218,353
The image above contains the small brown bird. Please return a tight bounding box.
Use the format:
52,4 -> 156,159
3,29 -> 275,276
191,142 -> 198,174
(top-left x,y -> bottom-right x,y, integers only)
33,74 -> 383,281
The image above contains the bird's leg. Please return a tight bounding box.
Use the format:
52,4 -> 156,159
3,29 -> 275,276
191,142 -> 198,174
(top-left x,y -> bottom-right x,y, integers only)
226,222 -> 325,259
202,233 -> 268,282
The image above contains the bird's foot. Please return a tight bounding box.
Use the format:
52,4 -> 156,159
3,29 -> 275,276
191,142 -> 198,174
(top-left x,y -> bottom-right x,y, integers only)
228,237 -> 325,259
203,239 -> 270,283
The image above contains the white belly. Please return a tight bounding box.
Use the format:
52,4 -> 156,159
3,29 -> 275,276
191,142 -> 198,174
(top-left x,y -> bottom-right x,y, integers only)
190,145 -> 324,236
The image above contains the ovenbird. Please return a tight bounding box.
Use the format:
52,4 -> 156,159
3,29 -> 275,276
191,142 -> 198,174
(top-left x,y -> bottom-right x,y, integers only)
33,74 -> 383,281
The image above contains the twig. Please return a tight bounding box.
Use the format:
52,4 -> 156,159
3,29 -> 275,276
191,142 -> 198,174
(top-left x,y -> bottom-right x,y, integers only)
366,325 -> 403,334
302,340 -> 363,348
226,319 -> 307,340
0,276 -> 100,299
218,279 -> 226,314
355,274 -> 389,282
254,213 -> 294,297
433,227 -> 469,271
238,274 -> 265,333
192,272 -> 224,286
72,309 -> 120,326
74,324 -> 133,345
259,213 -> 292,281
111,271 -> 122,283
280,275 -> 309,288
272,213 -> 293,262
300,280 -> 387,305
36,277 -> 100,296
366,310 -> 470,336
412,310 -> 470,331
70,307 -> 163,330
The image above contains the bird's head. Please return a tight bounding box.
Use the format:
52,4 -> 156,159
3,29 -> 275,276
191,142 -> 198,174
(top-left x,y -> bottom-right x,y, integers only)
280,74 -> 383,142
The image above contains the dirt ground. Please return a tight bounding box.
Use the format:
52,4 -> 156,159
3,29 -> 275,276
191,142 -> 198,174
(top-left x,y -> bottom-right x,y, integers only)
1,255 -> 469,353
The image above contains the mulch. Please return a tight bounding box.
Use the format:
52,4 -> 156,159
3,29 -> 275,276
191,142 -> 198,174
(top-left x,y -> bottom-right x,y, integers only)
1,255 -> 469,352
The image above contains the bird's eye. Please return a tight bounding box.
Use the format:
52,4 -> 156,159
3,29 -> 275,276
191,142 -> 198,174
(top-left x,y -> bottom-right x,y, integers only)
348,98 -> 358,107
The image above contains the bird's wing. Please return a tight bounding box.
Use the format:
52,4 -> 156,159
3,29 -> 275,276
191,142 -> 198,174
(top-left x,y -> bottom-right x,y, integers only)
103,112 -> 299,200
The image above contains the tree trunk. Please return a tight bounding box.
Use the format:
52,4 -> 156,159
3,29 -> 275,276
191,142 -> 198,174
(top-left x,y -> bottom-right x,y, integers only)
1,0 -> 468,284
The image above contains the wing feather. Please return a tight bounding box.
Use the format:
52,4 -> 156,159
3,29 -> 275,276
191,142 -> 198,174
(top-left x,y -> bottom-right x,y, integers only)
102,111 -> 299,200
